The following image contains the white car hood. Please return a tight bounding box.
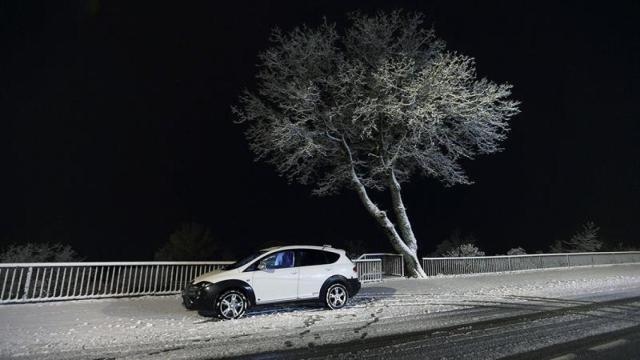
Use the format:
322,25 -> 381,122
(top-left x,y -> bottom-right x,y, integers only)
191,267 -> 243,285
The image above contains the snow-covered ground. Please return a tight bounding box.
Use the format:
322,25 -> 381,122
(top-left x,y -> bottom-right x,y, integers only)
1,264 -> 640,359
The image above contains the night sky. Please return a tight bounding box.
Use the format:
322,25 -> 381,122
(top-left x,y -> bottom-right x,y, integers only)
2,1 -> 639,260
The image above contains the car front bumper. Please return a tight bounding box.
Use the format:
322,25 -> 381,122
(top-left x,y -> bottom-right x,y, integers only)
181,282 -> 220,310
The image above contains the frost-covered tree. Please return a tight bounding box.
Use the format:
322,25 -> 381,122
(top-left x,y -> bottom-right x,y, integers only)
233,11 -> 520,277
506,246 -> 527,255
431,228 -> 478,257
0,243 -> 82,263
548,240 -> 564,253
550,221 -> 602,253
567,221 -> 602,252
558,221 -> 602,253
444,243 -> 485,257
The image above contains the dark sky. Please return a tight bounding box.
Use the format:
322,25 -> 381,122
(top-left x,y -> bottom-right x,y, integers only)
2,0 -> 639,260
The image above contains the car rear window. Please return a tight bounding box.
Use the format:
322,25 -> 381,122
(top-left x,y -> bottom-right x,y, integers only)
324,251 -> 339,263
296,249 -> 340,266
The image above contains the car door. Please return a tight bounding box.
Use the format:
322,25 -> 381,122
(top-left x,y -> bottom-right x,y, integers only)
296,250 -> 336,299
250,250 -> 299,304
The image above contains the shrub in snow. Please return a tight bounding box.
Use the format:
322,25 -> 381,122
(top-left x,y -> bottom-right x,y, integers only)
444,243 -> 485,257
605,241 -> 640,251
506,247 -> 527,255
432,229 -> 478,256
0,242 -> 82,263
154,222 -> 218,261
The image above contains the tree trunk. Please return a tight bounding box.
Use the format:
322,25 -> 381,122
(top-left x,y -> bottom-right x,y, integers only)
350,169 -> 426,278
402,250 -> 426,278
341,137 -> 426,278
388,170 -> 418,251
388,170 -> 427,277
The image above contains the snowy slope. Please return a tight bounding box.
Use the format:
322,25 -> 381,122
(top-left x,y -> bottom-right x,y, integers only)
1,264 -> 640,359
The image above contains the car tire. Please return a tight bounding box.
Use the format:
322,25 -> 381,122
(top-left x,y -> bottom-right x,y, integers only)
324,283 -> 348,310
215,289 -> 248,320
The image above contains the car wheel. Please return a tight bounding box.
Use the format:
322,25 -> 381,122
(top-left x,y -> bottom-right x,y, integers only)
324,283 -> 348,310
216,290 -> 248,320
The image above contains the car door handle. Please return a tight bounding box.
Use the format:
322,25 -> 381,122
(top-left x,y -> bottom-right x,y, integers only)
291,271 -> 298,275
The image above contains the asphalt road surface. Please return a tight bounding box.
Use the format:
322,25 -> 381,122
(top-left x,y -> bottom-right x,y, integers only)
232,292 -> 640,360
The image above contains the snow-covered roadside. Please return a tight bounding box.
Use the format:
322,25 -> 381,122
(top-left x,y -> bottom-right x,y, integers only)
1,264 -> 640,359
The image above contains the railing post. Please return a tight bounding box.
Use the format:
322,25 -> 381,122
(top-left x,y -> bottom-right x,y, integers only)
566,254 -> 570,268
154,265 -> 159,292
22,266 -> 33,300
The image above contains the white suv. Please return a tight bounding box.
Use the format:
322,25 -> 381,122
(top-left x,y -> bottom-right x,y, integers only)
182,245 -> 361,319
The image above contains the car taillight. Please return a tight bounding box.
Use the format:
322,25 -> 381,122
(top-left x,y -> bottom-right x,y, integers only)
353,265 -> 357,273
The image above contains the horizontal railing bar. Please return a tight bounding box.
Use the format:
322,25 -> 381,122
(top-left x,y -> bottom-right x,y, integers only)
0,261 -> 234,268
357,253 -> 403,258
422,251 -> 640,261
422,251 -> 640,277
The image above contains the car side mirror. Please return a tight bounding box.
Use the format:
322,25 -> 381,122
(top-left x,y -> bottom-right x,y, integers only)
257,261 -> 267,271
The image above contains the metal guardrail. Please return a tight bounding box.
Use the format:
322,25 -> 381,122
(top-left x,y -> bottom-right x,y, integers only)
0,262 -> 232,304
13,251 -> 628,303
422,251 -> 640,276
0,256 -> 386,303
357,253 -> 404,277
353,259 -> 383,283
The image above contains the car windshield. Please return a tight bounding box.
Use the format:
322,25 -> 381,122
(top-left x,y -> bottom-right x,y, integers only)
225,250 -> 268,270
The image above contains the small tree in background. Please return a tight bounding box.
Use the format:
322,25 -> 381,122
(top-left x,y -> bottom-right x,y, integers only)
233,11 -> 520,277
548,240 -> 564,253
550,221 -> 602,253
154,222 -> 218,261
444,243 -> 485,257
432,229 -> 478,257
506,246 -> 527,255
566,221 -> 602,252
0,243 -> 82,263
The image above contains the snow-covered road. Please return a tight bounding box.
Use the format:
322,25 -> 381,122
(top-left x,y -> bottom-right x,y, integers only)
1,264 -> 640,359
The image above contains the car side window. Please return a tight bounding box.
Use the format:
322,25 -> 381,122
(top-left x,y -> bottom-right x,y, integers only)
296,250 -> 339,266
261,250 -> 295,269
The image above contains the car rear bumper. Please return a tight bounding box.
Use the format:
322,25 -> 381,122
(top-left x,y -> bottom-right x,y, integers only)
347,278 -> 361,297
